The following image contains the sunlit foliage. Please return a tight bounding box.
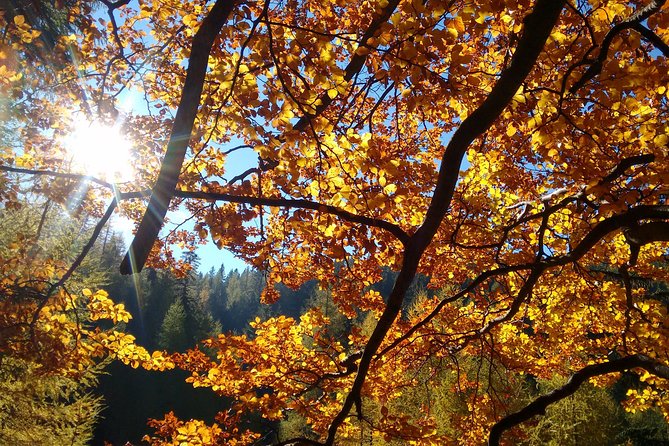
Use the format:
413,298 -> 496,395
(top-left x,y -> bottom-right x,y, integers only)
2,0 -> 669,444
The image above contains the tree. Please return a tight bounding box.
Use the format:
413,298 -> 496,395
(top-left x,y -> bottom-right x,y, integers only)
0,356 -> 103,446
2,0 -> 669,445
0,201 -> 173,444
158,300 -> 190,352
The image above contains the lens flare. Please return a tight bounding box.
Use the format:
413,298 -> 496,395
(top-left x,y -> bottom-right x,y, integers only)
63,120 -> 134,183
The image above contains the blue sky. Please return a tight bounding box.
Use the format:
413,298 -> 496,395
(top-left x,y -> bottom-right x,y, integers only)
112,83 -> 256,273
114,146 -> 256,274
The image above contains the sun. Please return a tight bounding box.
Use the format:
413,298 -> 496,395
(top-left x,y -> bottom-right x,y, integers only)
63,120 -> 135,183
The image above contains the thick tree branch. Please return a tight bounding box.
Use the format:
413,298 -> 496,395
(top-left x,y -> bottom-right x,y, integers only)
0,165 -> 410,244
556,205 -> 669,264
120,0 -> 237,275
600,153 -> 655,184
417,1 -> 566,247
626,221 -> 669,246
323,2 -> 566,444
173,190 -> 410,244
488,354 -> 669,446
633,23 -> 669,57
625,220 -> 669,265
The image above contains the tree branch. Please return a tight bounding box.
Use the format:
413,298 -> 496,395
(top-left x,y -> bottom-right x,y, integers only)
121,0 -> 405,274
488,354 -> 669,446
0,165 -> 410,244
291,0 -> 401,131
600,153 -> 655,184
0,165 -> 114,189
633,23 -> 669,57
323,2 -> 567,444
556,205 -> 669,264
272,438 -> 324,446
172,190 -> 410,244
569,0 -> 666,94
31,199 -> 118,338
382,203 -> 669,360
120,0 -> 237,275
625,221 -> 669,246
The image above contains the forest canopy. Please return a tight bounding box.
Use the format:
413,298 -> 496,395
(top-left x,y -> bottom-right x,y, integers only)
1,0 -> 669,444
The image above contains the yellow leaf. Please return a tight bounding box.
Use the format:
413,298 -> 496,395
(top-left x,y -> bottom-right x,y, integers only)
475,12 -> 488,24
453,16 -> 465,34
383,183 -> 397,194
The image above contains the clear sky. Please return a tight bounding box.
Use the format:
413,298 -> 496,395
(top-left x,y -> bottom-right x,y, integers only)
114,146 -> 257,274
191,147 -> 258,273
109,57 -> 257,274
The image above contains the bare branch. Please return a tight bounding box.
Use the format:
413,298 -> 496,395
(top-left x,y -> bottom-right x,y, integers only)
48,199 -> 118,295
488,354 -> 669,446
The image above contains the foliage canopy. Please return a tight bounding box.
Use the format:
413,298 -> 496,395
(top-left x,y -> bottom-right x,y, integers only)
1,0 -> 669,444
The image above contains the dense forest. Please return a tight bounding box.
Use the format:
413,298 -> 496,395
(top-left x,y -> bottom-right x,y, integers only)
93,229 -> 425,444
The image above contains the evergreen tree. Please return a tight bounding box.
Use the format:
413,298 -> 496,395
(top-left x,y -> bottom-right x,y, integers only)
0,203 -> 106,445
207,265 -> 227,323
94,255 -> 223,443
157,300 -> 189,352
139,268 -> 178,349
0,357 -> 102,446
222,268 -> 265,332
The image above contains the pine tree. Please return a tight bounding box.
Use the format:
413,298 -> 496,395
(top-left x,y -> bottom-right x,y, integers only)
157,300 -> 189,352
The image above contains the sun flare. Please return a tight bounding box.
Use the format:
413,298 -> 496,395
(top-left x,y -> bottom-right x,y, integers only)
63,120 -> 135,183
